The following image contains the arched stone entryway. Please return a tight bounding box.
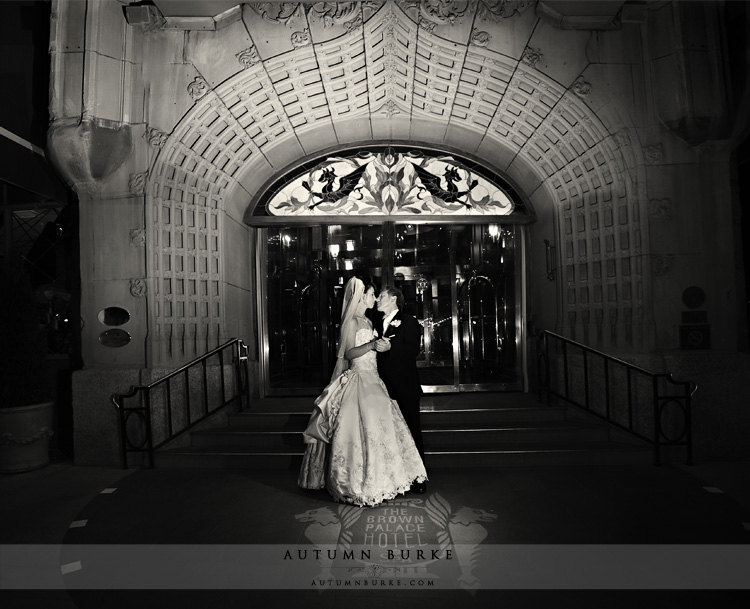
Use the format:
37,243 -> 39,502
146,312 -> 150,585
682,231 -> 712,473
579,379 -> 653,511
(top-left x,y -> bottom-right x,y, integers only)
146,1 -> 650,370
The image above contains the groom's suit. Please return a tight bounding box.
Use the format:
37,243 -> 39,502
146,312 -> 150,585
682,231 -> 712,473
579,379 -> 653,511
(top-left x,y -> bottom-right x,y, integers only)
376,309 -> 425,457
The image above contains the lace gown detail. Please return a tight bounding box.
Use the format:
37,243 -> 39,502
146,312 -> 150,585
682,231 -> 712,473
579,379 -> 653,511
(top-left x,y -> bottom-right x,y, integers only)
298,327 -> 427,507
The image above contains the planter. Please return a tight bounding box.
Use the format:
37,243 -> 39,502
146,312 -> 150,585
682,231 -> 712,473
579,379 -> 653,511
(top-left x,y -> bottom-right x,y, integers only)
0,400 -> 55,473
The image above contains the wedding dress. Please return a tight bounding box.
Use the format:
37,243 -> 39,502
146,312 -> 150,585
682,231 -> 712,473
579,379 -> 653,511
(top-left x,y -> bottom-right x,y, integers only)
298,326 -> 427,507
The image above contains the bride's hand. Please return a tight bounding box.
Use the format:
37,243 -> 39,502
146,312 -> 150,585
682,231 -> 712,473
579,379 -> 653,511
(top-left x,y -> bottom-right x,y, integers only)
374,338 -> 391,352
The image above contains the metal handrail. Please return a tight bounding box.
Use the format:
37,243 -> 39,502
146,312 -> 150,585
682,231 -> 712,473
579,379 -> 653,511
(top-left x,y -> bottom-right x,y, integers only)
111,338 -> 250,468
536,330 -> 696,465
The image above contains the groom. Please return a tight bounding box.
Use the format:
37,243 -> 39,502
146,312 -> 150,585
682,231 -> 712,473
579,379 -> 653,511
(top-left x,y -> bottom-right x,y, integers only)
374,285 -> 426,493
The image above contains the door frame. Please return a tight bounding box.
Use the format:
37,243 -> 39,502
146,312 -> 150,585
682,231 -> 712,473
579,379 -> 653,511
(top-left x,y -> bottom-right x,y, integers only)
255,219 -> 529,397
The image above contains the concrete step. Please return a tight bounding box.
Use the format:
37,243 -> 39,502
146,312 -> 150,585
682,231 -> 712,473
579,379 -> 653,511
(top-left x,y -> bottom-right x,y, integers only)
190,420 -> 607,449
154,440 -> 653,469
228,406 -> 566,430
242,392 -> 548,413
155,392 -> 652,468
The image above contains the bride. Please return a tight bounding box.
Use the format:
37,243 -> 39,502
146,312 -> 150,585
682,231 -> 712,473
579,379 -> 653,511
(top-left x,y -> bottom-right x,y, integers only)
298,277 -> 427,507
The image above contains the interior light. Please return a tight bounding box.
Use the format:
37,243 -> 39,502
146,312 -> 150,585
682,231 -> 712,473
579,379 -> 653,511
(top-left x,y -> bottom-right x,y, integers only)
329,244 -> 340,258
346,240 -> 355,251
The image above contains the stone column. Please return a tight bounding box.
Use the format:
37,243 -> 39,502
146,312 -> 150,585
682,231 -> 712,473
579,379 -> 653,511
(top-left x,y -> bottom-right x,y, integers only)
47,0 -> 150,464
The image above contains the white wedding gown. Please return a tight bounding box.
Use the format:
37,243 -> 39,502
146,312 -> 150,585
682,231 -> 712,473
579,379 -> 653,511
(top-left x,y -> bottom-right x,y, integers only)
298,328 -> 427,507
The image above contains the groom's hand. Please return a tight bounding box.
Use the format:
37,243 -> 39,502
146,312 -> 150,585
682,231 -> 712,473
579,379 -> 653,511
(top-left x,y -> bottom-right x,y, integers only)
374,338 -> 391,352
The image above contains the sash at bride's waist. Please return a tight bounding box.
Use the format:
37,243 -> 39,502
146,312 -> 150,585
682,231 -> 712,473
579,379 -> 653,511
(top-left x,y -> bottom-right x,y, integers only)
350,351 -> 378,372
302,370 -> 350,443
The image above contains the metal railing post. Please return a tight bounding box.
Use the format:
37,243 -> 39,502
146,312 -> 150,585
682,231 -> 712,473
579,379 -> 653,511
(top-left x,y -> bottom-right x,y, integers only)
111,338 -> 250,469
144,391 -> 155,469
652,376 -> 661,466
531,330 -> 695,467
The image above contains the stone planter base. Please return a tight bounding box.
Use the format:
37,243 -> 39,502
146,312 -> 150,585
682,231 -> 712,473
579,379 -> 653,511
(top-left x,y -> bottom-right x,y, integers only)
0,401 -> 55,473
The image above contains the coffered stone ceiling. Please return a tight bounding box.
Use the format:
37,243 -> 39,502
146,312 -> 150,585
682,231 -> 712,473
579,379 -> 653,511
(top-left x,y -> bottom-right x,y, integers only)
145,1 -> 648,357
149,1 -> 641,222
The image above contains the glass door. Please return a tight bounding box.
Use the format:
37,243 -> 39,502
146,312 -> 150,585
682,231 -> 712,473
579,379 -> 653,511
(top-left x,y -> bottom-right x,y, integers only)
258,222 -> 523,395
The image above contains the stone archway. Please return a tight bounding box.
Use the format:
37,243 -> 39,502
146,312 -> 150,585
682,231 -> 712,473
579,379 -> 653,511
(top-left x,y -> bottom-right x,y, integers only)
146,0 -> 650,367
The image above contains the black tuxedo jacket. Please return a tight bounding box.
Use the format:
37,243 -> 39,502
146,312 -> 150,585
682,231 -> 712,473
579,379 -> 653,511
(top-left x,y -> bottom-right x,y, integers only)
375,309 -> 423,403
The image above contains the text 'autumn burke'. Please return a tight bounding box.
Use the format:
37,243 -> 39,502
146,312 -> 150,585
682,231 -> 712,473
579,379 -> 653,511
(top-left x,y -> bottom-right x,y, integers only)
283,549 -> 453,561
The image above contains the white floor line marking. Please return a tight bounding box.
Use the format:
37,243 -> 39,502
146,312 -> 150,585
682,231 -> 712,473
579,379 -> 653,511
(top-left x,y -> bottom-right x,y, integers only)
69,520 -> 88,528
61,561 -> 82,575
101,488 -> 117,494
703,486 -> 724,493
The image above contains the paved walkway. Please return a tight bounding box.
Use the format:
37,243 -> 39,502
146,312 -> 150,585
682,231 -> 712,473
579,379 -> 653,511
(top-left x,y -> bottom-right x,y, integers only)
2,457 -> 749,608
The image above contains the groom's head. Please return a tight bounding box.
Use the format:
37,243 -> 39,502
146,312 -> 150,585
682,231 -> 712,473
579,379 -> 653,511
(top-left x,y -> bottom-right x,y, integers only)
377,285 -> 403,314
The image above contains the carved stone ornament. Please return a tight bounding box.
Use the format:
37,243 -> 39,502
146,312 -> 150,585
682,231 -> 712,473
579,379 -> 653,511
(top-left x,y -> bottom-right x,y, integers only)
521,46 -> 542,67
130,278 -> 148,298
418,14 -> 438,31
128,172 -> 147,196
130,228 -> 146,247
143,126 -> 168,148
650,255 -> 674,276
470,28 -> 491,47
291,27 -> 311,49
647,198 -> 672,220
572,76 -> 591,98
383,99 -> 401,118
478,0 -> 534,21
615,131 -> 631,148
643,143 -> 663,164
187,77 -> 209,100
416,0 -> 471,25
237,46 -> 261,68
344,12 -> 364,33
250,2 -> 301,24
308,2 -> 360,28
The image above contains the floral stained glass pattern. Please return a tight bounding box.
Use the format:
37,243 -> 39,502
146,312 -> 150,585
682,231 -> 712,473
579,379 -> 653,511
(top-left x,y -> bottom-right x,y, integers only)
264,147 -> 517,216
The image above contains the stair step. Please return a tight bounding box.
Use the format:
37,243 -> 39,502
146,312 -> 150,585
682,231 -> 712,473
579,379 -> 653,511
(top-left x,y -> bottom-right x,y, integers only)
241,393 -> 549,413
154,393 -> 652,468
190,421 -> 607,448
154,441 -> 652,469
229,406 -> 566,428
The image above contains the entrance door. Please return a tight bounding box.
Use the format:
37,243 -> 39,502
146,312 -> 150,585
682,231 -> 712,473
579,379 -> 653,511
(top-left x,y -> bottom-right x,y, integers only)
258,222 -> 523,395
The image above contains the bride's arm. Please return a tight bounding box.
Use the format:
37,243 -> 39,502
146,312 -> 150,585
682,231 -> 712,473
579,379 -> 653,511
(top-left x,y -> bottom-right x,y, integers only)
342,319 -> 376,361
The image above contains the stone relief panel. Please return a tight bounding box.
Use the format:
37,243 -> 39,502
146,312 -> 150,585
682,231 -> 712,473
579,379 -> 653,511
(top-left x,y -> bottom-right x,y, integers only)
643,143 -> 664,164
521,46 -> 543,67
572,76 -> 591,98
187,76 -> 210,101
249,2 -> 303,25
648,198 -> 672,220
470,28 -> 492,47
249,1 -> 366,30
130,278 -> 147,298
129,172 -> 147,196
650,254 -> 674,276
477,0 -> 534,21
143,126 -> 168,148
130,228 -> 146,247
236,45 -> 261,68
291,27 -> 312,48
